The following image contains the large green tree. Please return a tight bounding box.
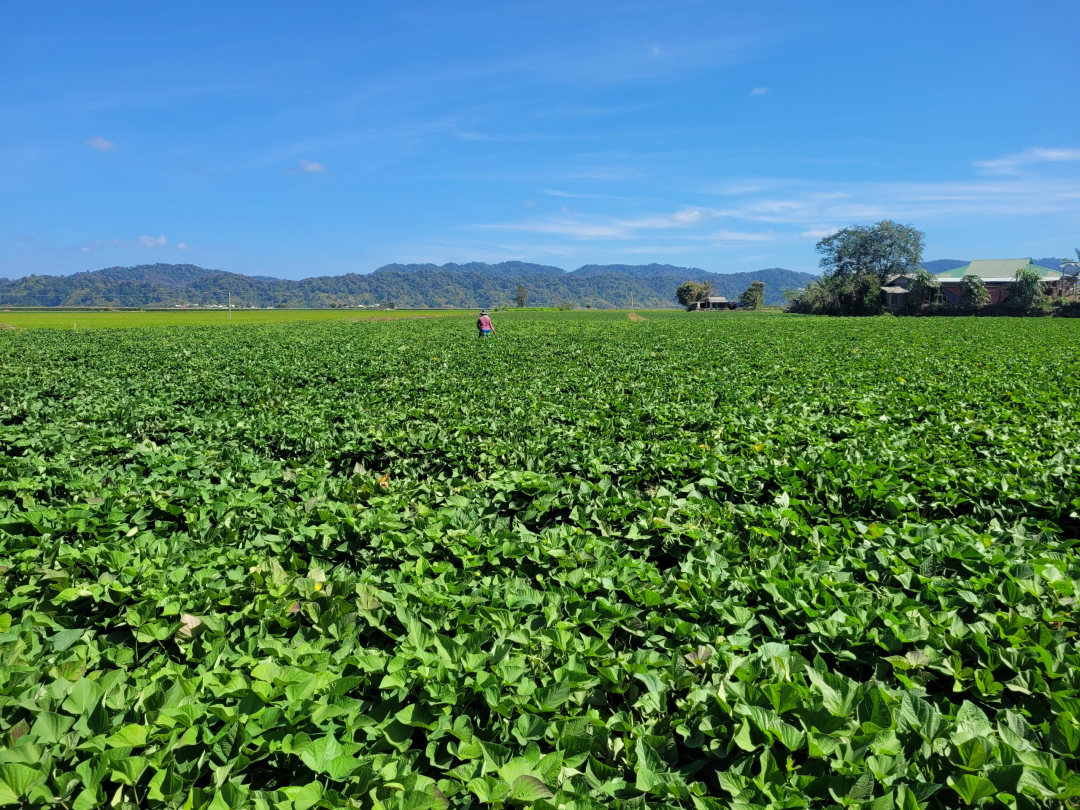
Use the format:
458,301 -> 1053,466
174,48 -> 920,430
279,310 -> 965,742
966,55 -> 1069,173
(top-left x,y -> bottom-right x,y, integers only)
739,280 -> 765,310
675,281 -> 713,307
801,220 -> 925,315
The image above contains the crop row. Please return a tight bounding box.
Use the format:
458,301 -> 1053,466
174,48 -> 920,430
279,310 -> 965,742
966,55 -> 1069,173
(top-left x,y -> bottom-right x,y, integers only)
0,312 -> 1077,809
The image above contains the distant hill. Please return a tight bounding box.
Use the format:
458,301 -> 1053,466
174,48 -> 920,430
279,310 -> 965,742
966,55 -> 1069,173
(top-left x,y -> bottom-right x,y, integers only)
1033,257 -> 1078,274
0,262 -> 816,309
574,263 -> 707,278
375,261 -> 567,278
921,257 -> 1076,274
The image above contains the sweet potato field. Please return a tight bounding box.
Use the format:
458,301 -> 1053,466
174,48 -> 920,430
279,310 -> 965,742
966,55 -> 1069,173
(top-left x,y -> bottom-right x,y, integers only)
0,312 -> 1078,810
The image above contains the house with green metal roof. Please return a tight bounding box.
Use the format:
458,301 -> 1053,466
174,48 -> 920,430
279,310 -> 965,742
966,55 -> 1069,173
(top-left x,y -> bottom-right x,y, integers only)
936,259 -> 1061,305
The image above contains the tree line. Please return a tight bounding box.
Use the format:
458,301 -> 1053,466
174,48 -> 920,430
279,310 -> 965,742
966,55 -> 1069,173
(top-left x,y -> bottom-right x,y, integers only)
675,279 -> 766,310
782,221 -> 1078,316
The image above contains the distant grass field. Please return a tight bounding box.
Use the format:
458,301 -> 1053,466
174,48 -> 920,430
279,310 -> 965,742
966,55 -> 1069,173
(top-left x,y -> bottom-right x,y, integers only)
0,308 -> 691,330
0,308 -> 470,330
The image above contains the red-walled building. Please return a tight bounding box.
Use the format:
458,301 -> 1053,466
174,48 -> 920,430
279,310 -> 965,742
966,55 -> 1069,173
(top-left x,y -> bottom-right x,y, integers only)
937,259 -> 1062,305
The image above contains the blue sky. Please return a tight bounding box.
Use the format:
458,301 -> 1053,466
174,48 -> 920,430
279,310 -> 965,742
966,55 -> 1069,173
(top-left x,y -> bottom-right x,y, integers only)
2,1 -> 1078,279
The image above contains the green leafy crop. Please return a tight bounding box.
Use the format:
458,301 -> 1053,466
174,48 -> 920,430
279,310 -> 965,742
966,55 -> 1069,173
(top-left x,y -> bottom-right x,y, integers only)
0,312 -> 1077,809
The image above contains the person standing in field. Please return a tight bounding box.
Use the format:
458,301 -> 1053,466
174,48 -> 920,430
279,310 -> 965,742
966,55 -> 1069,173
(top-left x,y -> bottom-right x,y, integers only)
477,309 -> 494,337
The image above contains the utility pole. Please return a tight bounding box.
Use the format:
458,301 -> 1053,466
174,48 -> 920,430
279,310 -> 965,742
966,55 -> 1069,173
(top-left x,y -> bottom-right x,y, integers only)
630,292 -> 635,314
228,291 -> 232,320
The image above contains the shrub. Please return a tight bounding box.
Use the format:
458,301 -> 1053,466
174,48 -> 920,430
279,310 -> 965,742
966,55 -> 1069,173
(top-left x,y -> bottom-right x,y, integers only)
739,280 -> 765,311
1009,265 -> 1046,310
906,268 -> 941,310
785,279 -> 837,314
960,274 -> 990,310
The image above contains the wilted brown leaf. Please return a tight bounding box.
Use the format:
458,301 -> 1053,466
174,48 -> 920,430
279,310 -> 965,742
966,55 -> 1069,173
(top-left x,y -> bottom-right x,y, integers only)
178,613 -> 204,639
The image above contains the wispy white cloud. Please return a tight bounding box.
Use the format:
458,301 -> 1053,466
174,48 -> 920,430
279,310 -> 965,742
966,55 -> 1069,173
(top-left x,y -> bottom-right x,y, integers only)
668,209 -> 704,225
484,167 -> 1080,252
278,158 -> 329,175
708,229 -> 775,242
619,245 -> 696,254
556,166 -> 645,181
331,28 -> 768,114
529,103 -> 649,121
701,179 -> 792,195
542,188 -> 639,200
750,87 -> 767,96
86,135 -> 117,151
80,235 -> 169,252
701,176 -> 1080,224
484,217 -> 626,239
482,207 -> 716,240
453,129 -> 562,142
177,242 -> 195,251
801,227 -> 839,239
975,147 -> 1080,175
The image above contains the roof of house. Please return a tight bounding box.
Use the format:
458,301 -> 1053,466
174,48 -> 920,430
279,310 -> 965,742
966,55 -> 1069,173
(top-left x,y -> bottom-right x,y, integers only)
936,258 -> 1061,283
880,286 -> 910,294
884,274 -> 916,284
705,296 -> 728,303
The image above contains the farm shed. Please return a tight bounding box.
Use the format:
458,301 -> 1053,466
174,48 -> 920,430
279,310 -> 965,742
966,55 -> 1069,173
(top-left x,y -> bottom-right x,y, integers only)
936,259 -> 1061,305
880,274 -> 915,313
687,296 -> 737,311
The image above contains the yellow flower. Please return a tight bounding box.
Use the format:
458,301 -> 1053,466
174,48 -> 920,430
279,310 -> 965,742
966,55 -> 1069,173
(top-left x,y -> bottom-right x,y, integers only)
898,377 -> 905,382
314,582 -> 323,591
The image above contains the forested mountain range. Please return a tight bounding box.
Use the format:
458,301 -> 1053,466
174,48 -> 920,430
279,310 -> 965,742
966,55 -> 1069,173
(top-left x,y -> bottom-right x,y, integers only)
920,258 -> 1073,274
0,262 -> 817,309
5,256 -> 1070,310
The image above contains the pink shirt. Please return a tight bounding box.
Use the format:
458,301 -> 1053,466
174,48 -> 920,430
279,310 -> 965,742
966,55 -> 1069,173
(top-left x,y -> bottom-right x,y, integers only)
478,315 -> 492,330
